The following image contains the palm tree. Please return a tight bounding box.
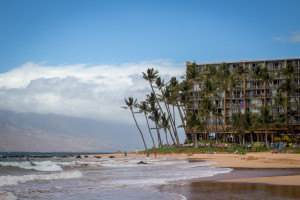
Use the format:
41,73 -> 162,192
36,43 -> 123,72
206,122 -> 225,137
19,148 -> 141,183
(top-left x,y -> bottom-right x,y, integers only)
155,77 -> 179,145
186,111 -> 206,148
260,66 -> 275,147
158,113 -> 176,146
216,63 -> 231,143
142,68 -> 164,114
279,63 -> 299,140
137,101 -> 156,148
200,95 -> 214,141
217,63 -> 241,146
178,79 -> 193,141
257,106 -> 273,149
186,112 -> 198,148
146,93 -> 163,147
242,113 -> 260,145
148,107 -> 163,147
163,86 -> 180,145
122,97 -> 148,150
232,112 -> 244,146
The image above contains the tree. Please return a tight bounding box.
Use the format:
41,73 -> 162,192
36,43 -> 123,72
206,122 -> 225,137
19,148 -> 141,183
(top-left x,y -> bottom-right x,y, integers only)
148,107 -> 163,147
217,63 -> 241,146
146,93 -> 163,147
257,106 -> 273,149
186,111 -> 206,148
158,112 -> 176,146
242,113 -> 260,145
279,63 -> 299,140
155,77 -> 180,145
137,101 -> 156,148
142,68 -> 164,113
122,97 -> 148,150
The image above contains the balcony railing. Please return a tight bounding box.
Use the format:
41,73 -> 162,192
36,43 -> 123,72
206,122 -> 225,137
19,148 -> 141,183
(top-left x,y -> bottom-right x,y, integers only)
246,85 -> 264,89
247,103 -> 262,107
246,94 -> 264,98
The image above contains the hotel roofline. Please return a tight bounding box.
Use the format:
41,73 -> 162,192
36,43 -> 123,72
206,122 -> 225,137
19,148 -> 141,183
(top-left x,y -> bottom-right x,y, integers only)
187,57 -> 300,65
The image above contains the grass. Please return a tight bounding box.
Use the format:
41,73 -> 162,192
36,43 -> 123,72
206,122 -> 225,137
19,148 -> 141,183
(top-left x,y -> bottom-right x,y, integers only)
141,146 -> 300,154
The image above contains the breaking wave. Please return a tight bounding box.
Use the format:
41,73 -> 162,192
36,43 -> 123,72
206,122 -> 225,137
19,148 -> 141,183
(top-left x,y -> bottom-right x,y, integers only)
0,161 -> 63,171
0,170 -> 82,186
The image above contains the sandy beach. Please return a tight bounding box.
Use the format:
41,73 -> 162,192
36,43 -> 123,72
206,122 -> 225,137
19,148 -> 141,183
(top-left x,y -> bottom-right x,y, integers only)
87,152 -> 300,186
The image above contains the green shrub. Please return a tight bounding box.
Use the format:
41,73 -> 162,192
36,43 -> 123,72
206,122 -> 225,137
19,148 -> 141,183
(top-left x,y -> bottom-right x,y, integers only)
274,137 -> 281,142
283,135 -> 291,143
253,142 -> 261,148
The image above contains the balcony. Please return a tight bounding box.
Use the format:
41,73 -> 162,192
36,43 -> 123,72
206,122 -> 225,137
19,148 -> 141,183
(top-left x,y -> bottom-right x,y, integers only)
246,85 -> 264,89
246,103 -> 262,107
246,94 -> 264,98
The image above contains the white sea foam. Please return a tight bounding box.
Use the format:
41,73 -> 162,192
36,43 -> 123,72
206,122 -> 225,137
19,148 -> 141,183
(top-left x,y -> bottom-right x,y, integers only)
93,157 -> 233,187
0,170 -> 82,186
0,192 -> 17,200
0,161 -> 62,171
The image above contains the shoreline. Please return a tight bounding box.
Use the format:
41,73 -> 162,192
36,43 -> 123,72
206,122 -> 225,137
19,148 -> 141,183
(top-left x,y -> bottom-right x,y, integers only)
85,152 -> 300,186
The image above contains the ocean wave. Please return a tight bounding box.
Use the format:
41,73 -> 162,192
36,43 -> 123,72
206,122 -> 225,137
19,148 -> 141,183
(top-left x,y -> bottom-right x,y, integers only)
0,170 -> 82,186
0,192 -> 17,200
0,161 -> 62,171
108,167 -> 232,187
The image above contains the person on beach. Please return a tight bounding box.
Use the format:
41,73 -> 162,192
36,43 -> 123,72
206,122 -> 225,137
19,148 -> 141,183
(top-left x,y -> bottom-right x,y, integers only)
124,151 -> 127,159
154,150 -> 157,159
136,148 -> 138,155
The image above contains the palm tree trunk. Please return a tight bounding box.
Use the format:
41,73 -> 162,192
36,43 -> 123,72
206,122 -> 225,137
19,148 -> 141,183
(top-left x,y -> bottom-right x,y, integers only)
155,123 -> 162,147
168,127 -> 176,145
131,109 -> 147,150
144,113 -> 156,148
215,116 -> 219,143
176,101 -> 189,143
150,82 -> 164,114
250,131 -> 254,144
164,101 -> 179,144
265,127 -> 269,149
217,115 -> 226,142
191,129 -> 198,148
230,89 -> 236,147
164,129 -> 170,146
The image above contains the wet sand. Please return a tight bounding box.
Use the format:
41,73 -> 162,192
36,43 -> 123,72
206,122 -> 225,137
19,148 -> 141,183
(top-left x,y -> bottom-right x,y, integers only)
159,181 -> 300,200
158,168 -> 300,200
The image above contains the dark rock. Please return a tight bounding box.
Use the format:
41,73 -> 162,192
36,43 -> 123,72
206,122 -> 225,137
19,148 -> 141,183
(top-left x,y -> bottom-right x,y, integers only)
84,155 -> 88,158
108,156 -> 115,158
75,155 -> 82,158
137,161 -> 147,165
94,156 -> 101,158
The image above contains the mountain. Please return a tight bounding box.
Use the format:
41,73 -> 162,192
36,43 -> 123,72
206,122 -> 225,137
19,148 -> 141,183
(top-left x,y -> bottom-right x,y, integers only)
0,109 -> 143,152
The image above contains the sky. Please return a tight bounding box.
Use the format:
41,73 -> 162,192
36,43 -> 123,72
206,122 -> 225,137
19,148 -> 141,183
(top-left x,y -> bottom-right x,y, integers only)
0,0 -> 300,151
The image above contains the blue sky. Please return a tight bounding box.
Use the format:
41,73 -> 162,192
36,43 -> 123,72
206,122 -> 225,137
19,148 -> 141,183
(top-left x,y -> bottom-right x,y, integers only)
1,0 -> 300,73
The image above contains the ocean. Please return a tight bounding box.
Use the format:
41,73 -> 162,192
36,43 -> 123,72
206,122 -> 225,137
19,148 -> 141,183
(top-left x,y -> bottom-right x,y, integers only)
0,152 -> 232,200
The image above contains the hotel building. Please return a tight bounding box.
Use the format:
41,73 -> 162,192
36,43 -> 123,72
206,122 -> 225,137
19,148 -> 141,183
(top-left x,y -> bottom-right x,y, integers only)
186,58 -> 300,141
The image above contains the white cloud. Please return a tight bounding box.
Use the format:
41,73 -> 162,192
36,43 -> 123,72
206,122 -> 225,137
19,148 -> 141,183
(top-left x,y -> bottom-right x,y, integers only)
273,30 -> 300,43
0,61 -> 185,124
291,33 -> 300,42
272,36 -> 286,42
